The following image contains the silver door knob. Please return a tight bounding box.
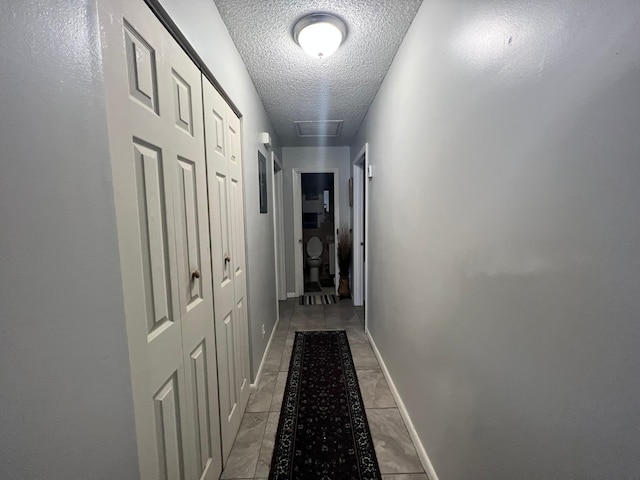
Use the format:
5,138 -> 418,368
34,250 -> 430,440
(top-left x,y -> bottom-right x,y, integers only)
191,269 -> 200,280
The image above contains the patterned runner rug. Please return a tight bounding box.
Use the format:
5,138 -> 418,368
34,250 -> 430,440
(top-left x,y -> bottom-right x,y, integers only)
269,330 -> 382,480
299,294 -> 337,305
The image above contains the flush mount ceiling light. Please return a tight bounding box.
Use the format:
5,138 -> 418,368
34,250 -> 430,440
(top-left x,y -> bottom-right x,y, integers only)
293,13 -> 347,59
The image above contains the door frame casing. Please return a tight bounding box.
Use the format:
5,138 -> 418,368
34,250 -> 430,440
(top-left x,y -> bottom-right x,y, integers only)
272,152 -> 287,301
352,144 -> 369,313
293,167 -> 340,297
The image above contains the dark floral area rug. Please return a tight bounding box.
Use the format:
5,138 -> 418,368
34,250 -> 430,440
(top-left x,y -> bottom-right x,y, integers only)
269,330 -> 382,480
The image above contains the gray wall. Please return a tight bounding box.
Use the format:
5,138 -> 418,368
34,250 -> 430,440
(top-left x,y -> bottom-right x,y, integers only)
157,0 -> 281,377
351,1 -> 640,478
282,147 -> 351,294
0,1 -> 139,478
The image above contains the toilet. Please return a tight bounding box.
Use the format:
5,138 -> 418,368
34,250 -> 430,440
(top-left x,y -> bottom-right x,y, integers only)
306,236 -> 323,283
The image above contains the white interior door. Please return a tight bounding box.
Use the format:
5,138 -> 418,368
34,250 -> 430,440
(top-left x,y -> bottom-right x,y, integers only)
99,1 -> 222,479
272,154 -> 287,301
172,67 -> 221,480
227,108 -> 250,421
203,79 -> 250,461
352,143 -> 368,307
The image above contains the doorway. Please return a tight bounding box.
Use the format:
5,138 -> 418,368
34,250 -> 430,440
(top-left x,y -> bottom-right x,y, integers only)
293,168 -> 340,296
272,152 -> 286,302
352,144 -> 368,322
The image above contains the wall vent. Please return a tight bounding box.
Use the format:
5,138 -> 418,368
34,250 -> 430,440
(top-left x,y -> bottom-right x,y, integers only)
294,120 -> 343,137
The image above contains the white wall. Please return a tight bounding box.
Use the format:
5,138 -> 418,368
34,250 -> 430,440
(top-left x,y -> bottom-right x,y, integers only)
157,0 -> 281,377
0,1 -> 139,477
282,147 -> 351,294
352,1 -> 640,478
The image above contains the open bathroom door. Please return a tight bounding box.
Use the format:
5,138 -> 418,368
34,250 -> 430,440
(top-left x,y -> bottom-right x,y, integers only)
293,167 -> 340,296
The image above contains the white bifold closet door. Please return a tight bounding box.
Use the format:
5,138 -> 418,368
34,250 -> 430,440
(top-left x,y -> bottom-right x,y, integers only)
202,79 -> 251,461
99,1 -> 222,479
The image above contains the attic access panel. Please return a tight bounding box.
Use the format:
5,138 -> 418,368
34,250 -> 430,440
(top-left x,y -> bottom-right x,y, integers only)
294,120 -> 344,137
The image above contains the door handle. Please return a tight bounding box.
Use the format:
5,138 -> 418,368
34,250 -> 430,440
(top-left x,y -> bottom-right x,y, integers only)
191,269 -> 201,280
224,255 -> 231,265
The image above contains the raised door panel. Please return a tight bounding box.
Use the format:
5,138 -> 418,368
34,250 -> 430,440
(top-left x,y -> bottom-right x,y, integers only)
172,70 -> 194,136
234,299 -> 248,397
176,158 -> 203,306
132,140 -> 173,337
153,373 -> 184,480
189,343 -> 214,477
229,178 -> 244,282
124,22 -> 159,114
214,173 -> 232,288
222,312 -> 238,422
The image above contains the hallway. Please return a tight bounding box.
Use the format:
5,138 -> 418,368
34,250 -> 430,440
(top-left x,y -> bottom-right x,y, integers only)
220,300 -> 426,480
3,0 -> 640,478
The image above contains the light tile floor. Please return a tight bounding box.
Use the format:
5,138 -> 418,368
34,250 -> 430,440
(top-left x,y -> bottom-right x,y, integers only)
221,298 -> 427,480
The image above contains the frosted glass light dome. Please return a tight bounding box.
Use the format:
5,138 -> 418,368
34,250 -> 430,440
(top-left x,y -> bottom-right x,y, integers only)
294,13 -> 347,59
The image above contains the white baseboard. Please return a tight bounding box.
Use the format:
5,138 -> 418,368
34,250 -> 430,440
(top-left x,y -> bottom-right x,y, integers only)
366,329 -> 440,480
286,292 -> 297,299
250,317 -> 279,392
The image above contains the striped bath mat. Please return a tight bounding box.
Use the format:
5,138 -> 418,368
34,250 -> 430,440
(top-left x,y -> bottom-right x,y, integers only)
299,294 -> 338,305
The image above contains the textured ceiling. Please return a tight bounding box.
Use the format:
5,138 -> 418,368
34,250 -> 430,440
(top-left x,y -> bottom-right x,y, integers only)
213,0 -> 423,147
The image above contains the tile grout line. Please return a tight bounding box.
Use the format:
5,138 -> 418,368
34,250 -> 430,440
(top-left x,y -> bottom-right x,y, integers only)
220,412 -> 270,480
367,330 -> 439,480
232,300 -> 413,480
249,412 -> 270,479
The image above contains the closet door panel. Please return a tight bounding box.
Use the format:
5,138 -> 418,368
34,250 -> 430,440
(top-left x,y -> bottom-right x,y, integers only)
226,109 -> 250,411
99,1 -> 222,479
163,32 -> 221,480
203,79 -> 249,462
102,8 -> 190,476
203,79 -> 238,461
